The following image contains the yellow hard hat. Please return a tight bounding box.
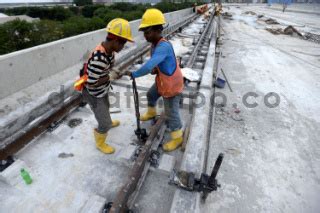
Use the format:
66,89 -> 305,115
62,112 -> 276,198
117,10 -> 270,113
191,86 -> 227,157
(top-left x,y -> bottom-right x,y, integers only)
139,8 -> 166,30
106,18 -> 134,42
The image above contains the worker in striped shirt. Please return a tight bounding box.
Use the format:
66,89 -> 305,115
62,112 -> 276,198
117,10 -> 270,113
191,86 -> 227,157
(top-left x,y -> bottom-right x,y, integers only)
81,18 -> 134,154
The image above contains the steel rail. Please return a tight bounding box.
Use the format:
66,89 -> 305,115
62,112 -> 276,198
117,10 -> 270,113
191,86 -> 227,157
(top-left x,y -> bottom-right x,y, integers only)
185,13 -> 215,68
107,13 -> 218,213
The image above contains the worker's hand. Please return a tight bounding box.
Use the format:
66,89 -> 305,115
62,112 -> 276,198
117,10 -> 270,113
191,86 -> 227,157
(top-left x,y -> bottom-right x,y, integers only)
124,71 -> 131,76
151,68 -> 158,75
109,72 -> 121,80
124,71 -> 133,79
110,68 -> 121,74
114,73 -> 122,80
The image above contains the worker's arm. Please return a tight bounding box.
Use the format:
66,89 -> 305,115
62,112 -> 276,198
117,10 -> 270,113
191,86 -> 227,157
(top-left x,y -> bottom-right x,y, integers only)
131,43 -> 169,78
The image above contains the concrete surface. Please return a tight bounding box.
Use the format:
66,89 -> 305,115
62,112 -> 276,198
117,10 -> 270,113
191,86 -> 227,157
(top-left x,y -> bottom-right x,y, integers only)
202,5 -> 320,213
157,154 -> 176,174
0,82 -> 191,212
0,159 -> 30,186
268,3 -> 320,15
252,5 -> 320,33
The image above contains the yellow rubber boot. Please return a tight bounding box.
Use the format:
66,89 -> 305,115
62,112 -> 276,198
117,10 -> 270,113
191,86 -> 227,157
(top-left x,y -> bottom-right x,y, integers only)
94,129 -> 115,154
163,129 -> 183,152
140,107 -> 157,121
111,120 -> 120,128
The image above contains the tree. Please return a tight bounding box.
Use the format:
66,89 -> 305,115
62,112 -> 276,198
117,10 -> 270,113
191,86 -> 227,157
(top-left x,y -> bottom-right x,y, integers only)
34,20 -> 63,44
73,0 -> 93,7
82,5 -> 104,18
0,19 -> 35,54
62,16 -> 92,37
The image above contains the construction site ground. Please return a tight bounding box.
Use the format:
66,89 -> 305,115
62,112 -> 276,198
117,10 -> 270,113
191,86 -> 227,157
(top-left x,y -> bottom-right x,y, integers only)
1,4 -> 320,213
203,5 -> 320,213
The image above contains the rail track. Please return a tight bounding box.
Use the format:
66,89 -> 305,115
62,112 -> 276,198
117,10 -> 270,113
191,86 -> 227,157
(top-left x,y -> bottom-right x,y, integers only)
107,13 -> 220,213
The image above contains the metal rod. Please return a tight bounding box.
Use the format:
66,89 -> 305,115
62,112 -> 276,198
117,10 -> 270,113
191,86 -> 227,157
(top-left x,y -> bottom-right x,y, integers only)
132,78 -> 141,131
202,153 -> 224,201
209,153 -> 224,184
220,68 -> 233,92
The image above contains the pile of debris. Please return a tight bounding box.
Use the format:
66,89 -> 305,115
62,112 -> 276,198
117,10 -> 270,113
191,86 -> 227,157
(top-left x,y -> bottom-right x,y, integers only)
283,26 -> 303,37
266,28 -> 283,35
266,25 -> 303,37
265,18 -> 279,25
266,25 -> 320,44
256,15 -> 279,25
222,12 -> 233,20
244,11 -> 256,15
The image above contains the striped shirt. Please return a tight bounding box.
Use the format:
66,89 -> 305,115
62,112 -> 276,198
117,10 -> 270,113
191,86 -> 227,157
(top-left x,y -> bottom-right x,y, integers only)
85,44 -> 114,98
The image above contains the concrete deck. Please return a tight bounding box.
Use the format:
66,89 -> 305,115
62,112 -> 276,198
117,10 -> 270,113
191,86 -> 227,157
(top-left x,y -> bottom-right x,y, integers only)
202,5 -> 320,212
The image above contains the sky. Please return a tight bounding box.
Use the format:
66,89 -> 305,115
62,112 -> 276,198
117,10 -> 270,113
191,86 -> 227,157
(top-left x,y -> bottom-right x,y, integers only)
0,0 -> 70,3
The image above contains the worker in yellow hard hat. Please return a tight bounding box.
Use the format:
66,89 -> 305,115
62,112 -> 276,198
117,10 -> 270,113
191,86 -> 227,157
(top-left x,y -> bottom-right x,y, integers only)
193,2 -> 197,13
74,18 -> 133,154
214,3 -> 223,16
126,9 -> 184,152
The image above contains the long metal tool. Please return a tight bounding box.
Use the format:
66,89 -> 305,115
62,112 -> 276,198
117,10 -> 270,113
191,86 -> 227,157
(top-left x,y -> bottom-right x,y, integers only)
220,68 -> 233,92
202,153 -> 224,200
132,77 -> 148,142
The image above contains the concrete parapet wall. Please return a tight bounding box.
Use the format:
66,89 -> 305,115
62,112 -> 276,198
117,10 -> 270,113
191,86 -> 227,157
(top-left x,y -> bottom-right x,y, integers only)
0,8 -> 192,100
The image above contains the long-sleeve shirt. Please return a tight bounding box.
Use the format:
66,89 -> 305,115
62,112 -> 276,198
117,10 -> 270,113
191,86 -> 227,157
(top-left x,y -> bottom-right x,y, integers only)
85,45 -> 114,98
132,41 -> 177,78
